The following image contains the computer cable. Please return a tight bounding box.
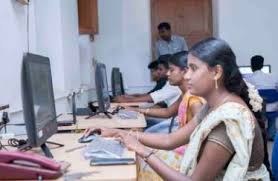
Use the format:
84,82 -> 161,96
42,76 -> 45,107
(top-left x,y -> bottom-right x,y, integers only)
0,141 -> 8,150
7,138 -> 28,149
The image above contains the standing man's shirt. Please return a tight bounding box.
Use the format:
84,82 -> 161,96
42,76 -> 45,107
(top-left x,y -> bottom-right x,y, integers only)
147,77 -> 167,94
155,35 -> 188,59
150,81 -> 182,107
246,70 -> 278,90
246,70 -> 278,112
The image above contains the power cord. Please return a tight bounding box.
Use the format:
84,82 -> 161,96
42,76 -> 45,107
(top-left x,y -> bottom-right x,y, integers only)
7,138 -> 29,149
0,141 -> 7,150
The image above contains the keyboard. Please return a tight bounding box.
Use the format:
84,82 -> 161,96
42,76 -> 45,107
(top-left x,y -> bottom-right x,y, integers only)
117,110 -> 138,119
57,120 -> 74,126
83,136 -> 125,159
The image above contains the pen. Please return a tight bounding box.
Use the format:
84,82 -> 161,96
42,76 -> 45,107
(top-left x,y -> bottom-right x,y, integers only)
65,145 -> 86,153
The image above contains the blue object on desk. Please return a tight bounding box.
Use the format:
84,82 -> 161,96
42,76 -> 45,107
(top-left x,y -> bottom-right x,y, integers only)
78,135 -> 97,143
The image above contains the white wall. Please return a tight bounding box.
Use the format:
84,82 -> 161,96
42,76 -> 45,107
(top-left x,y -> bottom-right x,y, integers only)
214,0 -> 278,72
0,1 -> 36,112
91,0 -> 153,93
0,0 -> 85,134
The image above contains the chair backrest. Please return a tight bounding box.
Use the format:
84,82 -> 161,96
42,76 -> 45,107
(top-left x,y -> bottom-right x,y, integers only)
168,115 -> 177,133
258,89 -> 278,104
272,133 -> 278,180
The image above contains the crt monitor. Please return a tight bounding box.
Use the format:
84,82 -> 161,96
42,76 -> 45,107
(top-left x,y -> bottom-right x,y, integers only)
111,67 -> 124,97
239,65 -> 271,74
95,63 -> 110,113
21,53 -> 57,157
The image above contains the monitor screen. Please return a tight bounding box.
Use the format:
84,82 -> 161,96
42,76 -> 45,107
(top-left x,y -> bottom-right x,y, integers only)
239,65 -> 271,74
111,67 -> 123,96
21,53 -> 57,150
95,63 -> 110,112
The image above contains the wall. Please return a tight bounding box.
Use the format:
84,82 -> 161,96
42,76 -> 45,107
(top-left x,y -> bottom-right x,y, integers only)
0,1 -> 36,112
0,0 -> 85,135
214,0 -> 278,71
91,0 -> 153,94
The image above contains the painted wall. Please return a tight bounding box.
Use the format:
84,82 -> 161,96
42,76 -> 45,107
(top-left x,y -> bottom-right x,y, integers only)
214,0 -> 278,71
91,0 -> 153,94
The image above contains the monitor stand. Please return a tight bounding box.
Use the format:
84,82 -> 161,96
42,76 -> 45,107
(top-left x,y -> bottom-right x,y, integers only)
86,103 -> 112,119
19,141 -> 64,158
85,111 -> 112,119
57,92 -> 77,127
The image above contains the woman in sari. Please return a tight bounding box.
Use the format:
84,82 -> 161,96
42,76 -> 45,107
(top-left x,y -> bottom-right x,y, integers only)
115,38 -> 270,180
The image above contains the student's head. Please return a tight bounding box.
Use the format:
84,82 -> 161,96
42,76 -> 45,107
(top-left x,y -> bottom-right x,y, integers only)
157,22 -> 171,41
157,54 -> 170,78
186,37 -> 262,113
186,37 -> 240,97
251,55 -> 264,72
148,61 -> 160,81
167,51 -> 188,86
186,37 -> 268,168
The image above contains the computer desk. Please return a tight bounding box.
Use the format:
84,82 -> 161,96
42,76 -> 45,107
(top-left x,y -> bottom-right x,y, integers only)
58,109 -> 146,132
53,133 -> 137,181
111,102 -> 154,108
10,133 -> 137,181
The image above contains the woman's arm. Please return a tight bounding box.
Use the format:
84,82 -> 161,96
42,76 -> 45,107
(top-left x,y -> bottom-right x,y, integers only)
119,134 -> 233,181
83,118 -> 198,150
119,133 -> 192,181
190,141 -> 233,181
137,97 -> 181,118
84,102 -> 203,150
138,119 -> 198,149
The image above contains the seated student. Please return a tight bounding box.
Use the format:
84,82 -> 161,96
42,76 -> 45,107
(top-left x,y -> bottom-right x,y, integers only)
119,55 -> 169,100
130,51 -> 204,132
245,55 -> 278,140
85,38 -> 270,180
84,51 -> 203,180
114,58 -> 181,109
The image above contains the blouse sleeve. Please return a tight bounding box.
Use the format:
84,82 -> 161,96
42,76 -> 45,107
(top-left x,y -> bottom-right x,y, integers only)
207,122 -> 235,154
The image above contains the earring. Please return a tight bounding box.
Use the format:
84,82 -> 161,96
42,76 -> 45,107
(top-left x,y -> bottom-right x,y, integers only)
214,78 -> 218,89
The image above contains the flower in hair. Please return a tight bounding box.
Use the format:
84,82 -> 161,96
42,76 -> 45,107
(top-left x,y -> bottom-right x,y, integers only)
245,80 -> 263,112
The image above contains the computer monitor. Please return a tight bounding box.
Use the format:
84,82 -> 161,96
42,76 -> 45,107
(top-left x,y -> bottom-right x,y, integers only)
111,67 -> 124,97
119,72 -> 125,95
239,65 -> 271,74
21,53 -> 58,158
95,63 -> 110,114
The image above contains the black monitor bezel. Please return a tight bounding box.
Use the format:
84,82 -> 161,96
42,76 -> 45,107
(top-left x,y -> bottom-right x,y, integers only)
95,63 -> 110,112
111,67 -> 123,97
22,53 -> 57,147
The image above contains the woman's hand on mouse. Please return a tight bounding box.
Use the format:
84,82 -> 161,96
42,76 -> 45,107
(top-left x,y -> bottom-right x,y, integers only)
83,127 -> 120,138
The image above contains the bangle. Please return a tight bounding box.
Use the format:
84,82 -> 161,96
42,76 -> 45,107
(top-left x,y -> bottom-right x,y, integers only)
143,150 -> 155,162
145,108 -> 150,114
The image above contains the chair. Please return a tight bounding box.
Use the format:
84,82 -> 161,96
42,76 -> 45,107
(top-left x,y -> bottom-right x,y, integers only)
258,89 -> 278,140
168,116 -> 176,134
272,133 -> 278,181
258,89 -> 278,104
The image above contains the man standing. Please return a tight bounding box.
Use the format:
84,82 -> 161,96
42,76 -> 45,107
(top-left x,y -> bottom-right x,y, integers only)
155,22 -> 188,59
246,55 -> 278,141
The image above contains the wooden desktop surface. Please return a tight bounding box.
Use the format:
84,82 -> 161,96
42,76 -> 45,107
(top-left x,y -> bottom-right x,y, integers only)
30,133 -> 137,181
111,102 -> 154,108
58,111 -> 146,131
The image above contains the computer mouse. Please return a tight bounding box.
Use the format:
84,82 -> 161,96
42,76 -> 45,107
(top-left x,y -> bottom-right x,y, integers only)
78,135 -> 97,143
